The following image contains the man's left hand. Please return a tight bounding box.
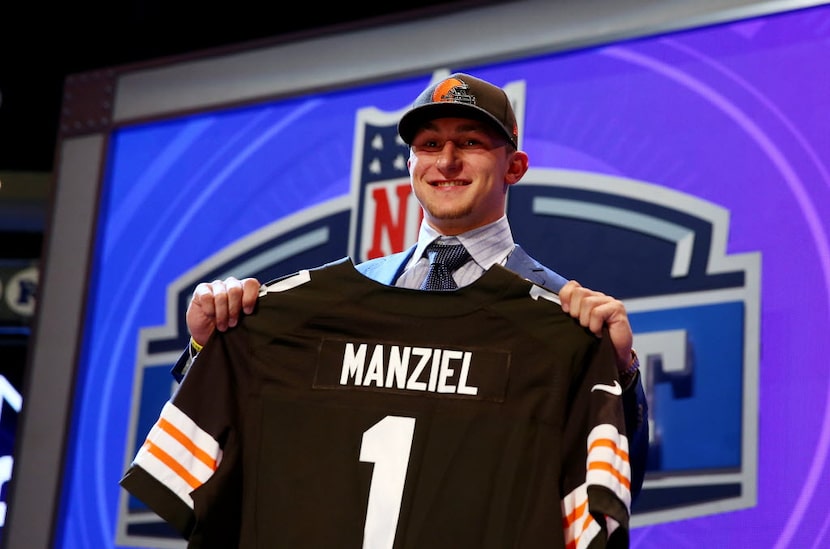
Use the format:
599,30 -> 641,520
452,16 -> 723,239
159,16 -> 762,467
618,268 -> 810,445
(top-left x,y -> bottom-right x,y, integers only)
558,280 -> 634,374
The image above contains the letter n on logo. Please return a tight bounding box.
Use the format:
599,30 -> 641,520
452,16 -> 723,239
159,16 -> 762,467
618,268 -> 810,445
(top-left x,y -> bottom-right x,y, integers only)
364,184 -> 421,259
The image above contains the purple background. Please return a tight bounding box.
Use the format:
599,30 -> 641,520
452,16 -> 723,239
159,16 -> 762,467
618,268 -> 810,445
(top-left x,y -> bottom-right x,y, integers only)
58,5 -> 830,547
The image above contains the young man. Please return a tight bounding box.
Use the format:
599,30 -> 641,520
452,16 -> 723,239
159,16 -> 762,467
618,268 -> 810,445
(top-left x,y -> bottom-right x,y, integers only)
178,73 -> 648,499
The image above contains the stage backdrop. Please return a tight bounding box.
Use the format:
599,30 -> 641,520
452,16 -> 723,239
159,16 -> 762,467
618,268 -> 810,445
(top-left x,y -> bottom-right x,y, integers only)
8,2 -> 830,548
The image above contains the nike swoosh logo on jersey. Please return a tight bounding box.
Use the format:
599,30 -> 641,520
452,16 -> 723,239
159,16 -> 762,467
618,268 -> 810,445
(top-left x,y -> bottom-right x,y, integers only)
591,380 -> 622,396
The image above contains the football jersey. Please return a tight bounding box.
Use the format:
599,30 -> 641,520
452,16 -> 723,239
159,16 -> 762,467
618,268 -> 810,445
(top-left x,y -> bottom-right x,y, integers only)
120,257 -> 631,548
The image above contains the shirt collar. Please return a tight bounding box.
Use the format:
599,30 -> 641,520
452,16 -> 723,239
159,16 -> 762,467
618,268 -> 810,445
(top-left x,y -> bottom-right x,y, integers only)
414,216 -> 515,269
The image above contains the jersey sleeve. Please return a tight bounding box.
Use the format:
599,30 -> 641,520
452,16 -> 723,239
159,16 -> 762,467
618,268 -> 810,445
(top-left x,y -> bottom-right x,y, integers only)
560,331 -> 632,548
119,320 -> 248,541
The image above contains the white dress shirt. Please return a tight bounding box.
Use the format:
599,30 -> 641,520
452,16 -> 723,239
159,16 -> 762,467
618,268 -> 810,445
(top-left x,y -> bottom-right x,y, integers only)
395,216 -> 516,289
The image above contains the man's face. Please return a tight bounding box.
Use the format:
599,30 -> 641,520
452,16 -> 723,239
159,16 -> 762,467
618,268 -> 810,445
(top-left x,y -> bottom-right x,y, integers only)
407,117 -> 528,236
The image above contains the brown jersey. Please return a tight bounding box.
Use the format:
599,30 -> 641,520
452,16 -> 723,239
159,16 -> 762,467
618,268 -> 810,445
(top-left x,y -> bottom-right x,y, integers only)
120,258 -> 631,548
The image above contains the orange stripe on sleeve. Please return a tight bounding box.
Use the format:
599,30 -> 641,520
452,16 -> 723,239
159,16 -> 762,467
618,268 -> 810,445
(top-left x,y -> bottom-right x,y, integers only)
587,461 -> 631,490
145,441 -> 204,490
158,417 -> 218,470
588,437 -> 629,462
563,499 -> 588,529
564,513 -> 596,549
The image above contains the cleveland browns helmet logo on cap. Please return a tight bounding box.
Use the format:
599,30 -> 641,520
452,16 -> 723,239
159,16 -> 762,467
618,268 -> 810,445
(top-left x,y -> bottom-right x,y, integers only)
432,77 -> 477,106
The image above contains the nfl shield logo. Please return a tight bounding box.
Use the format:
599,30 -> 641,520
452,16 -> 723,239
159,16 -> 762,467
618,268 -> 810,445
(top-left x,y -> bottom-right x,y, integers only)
349,105 -> 420,261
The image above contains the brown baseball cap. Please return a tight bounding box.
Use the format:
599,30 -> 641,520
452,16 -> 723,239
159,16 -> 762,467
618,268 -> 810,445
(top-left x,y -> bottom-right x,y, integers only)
397,73 -> 519,148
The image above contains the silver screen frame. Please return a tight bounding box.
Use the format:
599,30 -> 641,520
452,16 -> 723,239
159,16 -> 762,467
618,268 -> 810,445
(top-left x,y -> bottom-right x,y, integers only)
8,0 -> 821,547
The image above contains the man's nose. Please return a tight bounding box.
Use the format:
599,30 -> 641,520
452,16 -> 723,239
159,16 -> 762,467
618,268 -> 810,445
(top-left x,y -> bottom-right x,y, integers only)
436,142 -> 459,169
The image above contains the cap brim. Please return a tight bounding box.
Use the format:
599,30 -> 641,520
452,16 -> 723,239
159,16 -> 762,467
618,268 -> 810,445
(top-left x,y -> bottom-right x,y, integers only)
398,102 -> 516,147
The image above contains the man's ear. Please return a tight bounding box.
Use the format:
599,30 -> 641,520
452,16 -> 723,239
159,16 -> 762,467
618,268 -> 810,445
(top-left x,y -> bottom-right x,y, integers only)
505,150 -> 529,186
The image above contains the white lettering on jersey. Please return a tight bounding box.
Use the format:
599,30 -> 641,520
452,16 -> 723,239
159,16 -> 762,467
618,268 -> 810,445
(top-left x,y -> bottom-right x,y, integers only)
340,343 -> 479,395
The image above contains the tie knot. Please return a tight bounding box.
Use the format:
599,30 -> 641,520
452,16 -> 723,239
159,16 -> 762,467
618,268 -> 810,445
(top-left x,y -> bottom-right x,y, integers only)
426,242 -> 470,270
421,242 -> 470,291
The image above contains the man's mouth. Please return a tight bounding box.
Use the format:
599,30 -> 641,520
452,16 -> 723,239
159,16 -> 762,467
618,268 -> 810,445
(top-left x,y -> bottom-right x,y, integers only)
431,181 -> 468,187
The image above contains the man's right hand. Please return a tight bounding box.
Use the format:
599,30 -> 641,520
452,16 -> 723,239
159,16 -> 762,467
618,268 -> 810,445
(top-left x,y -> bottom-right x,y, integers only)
186,277 -> 262,347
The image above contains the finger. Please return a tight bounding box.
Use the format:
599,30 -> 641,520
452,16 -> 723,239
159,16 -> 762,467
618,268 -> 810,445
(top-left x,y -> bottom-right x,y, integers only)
570,292 -> 611,338
223,277 -> 245,328
585,302 -> 608,338
570,288 -> 597,324
576,296 -> 604,337
191,282 -> 217,320
210,279 -> 231,331
558,280 -> 580,313
241,278 -> 262,314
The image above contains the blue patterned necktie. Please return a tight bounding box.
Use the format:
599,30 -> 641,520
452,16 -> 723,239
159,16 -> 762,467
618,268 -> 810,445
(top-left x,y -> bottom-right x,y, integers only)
420,242 -> 470,291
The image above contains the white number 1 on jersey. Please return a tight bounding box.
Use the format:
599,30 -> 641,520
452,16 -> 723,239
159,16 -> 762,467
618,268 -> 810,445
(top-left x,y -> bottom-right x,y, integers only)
360,416 -> 416,549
